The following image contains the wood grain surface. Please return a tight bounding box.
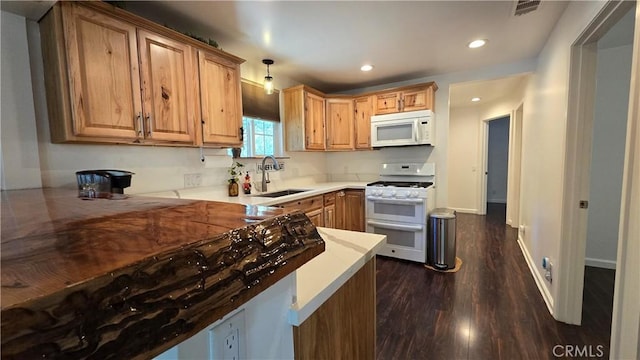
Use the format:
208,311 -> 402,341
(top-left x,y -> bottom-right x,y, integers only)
1,188 -> 324,359
293,258 -> 376,360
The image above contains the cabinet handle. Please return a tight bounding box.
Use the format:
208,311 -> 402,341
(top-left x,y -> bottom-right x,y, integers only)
145,113 -> 152,137
401,98 -> 405,110
397,99 -> 401,111
239,126 -> 244,141
136,112 -> 143,136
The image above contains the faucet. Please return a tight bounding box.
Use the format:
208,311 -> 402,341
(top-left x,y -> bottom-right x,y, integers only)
260,155 -> 281,192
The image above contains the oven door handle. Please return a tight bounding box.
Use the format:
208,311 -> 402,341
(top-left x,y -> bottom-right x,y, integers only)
367,197 -> 424,204
367,220 -> 423,232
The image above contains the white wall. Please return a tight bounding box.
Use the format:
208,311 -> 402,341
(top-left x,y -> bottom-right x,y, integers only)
518,0 -> 608,310
446,81 -> 526,214
487,117 -> 509,203
327,59 -> 537,208
585,44 -> 633,269
0,14 -> 327,194
1,11 -> 42,190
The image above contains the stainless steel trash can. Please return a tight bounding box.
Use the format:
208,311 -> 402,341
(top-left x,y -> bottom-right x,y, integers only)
428,208 -> 457,269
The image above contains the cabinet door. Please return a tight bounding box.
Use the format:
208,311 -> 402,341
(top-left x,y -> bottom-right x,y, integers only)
344,190 -> 365,232
138,29 -> 195,143
304,93 -> 326,150
354,96 -> 372,149
373,92 -> 400,115
307,208 -> 324,227
335,191 -> 346,230
64,3 -> 142,139
326,99 -> 354,150
324,204 -> 336,229
401,86 -> 433,113
198,50 -> 242,146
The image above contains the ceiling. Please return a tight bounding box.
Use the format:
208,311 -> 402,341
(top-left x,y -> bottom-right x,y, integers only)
120,1 -> 569,93
449,74 -> 530,109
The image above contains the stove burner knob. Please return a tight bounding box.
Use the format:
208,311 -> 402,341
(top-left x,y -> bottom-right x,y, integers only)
411,191 -> 419,197
376,190 -> 383,196
390,190 -> 397,197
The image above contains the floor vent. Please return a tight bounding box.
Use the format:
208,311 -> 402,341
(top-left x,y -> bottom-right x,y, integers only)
513,0 -> 541,16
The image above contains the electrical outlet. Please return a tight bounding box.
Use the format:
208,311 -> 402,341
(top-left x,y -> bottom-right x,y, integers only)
210,310 -> 246,360
184,173 -> 202,188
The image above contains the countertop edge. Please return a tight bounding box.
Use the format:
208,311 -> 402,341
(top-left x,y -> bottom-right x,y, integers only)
287,227 -> 386,326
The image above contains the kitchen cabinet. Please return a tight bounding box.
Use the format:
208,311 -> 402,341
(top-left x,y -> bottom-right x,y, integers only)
277,190 -> 364,231
373,83 -> 437,115
293,258 -> 375,359
41,2 -> 142,143
137,29 -> 196,143
284,86 -> 326,151
334,189 -> 365,232
326,98 -> 354,150
323,192 -> 337,228
197,50 -> 243,146
279,195 -> 324,227
40,1 -> 243,147
343,190 -> 365,232
354,96 -> 373,149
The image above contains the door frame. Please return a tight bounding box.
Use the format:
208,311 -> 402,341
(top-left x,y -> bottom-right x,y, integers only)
557,1 -> 639,358
506,104 -> 524,228
477,114 -> 511,216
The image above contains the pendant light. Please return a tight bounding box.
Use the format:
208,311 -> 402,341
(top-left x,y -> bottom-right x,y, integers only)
262,59 -> 274,95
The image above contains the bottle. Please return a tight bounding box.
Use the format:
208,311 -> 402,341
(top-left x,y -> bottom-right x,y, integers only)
243,171 -> 252,194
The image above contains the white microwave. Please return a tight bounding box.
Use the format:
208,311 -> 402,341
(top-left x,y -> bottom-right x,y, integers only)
370,110 -> 435,148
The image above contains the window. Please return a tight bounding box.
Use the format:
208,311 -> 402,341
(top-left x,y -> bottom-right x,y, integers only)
230,117 -> 282,157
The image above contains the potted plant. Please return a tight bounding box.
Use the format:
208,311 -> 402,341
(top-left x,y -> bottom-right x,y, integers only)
227,161 -> 244,196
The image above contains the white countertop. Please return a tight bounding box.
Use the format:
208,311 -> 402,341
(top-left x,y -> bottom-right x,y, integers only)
142,181 -> 369,206
288,227 -> 386,326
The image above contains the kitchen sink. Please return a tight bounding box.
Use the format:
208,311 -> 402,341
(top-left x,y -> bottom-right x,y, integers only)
255,189 -> 310,198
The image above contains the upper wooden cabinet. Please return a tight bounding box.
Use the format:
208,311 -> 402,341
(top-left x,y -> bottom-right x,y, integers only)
138,30 -> 195,143
197,50 -> 243,146
354,96 -> 373,149
373,83 -> 437,115
326,99 -> 354,150
284,86 -> 326,151
40,1 -> 244,146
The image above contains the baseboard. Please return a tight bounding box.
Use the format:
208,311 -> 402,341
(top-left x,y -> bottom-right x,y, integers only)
585,257 -> 617,270
517,235 -> 554,315
448,207 -> 478,214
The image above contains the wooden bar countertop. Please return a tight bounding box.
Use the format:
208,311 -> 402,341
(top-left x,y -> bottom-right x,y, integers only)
1,188 -> 325,359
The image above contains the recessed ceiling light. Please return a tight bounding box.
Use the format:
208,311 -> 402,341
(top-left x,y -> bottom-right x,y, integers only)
471,97 -> 481,102
468,39 -> 487,49
360,64 -> 373,72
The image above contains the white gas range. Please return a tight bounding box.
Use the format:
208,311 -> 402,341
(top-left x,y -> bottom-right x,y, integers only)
365,163 -> 436,263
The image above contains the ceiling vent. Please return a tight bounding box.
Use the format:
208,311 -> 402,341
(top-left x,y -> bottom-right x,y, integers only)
513,0 -> 541,16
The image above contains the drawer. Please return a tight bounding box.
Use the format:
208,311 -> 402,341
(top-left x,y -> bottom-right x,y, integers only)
323,192 -> 336,206
279,195 -> 324,212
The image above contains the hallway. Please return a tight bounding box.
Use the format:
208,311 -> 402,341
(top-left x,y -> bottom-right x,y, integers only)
376,204 -> 614,359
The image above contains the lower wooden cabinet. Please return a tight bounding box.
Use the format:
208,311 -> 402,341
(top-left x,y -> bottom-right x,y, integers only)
293,258 -> 376,359
278,189 -> 364,232
278,195 -> 324,227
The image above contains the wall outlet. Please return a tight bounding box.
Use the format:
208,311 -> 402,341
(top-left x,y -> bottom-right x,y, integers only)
542,257 -> 553,283
210,310 -> 246,360
184,173 -> 202,188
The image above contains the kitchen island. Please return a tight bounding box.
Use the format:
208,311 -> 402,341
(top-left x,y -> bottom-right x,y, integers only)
1,187 -> 385,359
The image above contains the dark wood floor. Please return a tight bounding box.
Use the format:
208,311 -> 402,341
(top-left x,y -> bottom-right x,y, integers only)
376,203 -> 616,360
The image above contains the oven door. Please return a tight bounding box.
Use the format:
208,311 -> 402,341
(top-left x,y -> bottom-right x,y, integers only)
366,220 -> 426,263
366,196 -> 426,223
370,118 -> 418,147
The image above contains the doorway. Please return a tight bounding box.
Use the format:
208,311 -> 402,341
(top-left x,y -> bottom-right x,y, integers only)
558,1 -> 639,358
486,116 -> 510,214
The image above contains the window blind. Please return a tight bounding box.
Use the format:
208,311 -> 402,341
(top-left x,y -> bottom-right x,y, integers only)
241,79 -> 280,122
